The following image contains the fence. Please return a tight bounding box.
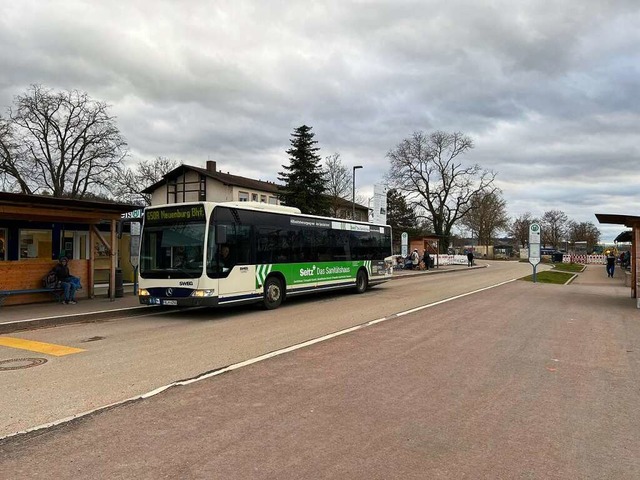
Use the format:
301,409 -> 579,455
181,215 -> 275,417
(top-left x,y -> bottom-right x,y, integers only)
562,255 -> 606,264
434,255 -> 469,266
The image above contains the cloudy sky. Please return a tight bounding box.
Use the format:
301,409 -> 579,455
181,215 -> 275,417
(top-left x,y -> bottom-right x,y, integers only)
1,0 -> 639,241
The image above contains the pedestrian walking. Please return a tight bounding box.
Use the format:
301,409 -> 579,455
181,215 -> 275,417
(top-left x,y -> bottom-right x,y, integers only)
467,251 -> 474,267
606,251 -> 616,278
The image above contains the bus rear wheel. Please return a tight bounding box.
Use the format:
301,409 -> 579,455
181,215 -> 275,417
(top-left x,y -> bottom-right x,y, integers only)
355,269 -> 368,294
263,276 -> 284,309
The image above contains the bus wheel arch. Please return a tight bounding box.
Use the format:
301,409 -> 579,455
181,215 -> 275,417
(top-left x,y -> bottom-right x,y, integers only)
263,274 -> 286,309
355,268 -> 368,294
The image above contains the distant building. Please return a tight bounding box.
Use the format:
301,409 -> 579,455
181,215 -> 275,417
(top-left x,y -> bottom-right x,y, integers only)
142,161 -> 281,206
142,161 -> 369,221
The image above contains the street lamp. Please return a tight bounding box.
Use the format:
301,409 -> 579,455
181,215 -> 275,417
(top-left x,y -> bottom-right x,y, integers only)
352,165 -> 363,219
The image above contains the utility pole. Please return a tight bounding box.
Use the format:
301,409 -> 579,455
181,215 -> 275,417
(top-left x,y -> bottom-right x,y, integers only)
352,165 -> 362,219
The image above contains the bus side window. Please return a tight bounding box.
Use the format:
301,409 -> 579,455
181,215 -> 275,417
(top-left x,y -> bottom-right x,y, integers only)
331,231 -> 350,261
233,225 -> 251,265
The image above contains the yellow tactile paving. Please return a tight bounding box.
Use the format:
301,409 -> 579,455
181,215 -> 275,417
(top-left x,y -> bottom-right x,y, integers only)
0,337 -> 85,356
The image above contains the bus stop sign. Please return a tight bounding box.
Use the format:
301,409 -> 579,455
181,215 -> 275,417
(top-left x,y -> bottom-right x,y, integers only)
529,223 -> 541,267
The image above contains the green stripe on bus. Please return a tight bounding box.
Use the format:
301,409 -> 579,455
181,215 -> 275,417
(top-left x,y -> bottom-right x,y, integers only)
255,261 -> 366,289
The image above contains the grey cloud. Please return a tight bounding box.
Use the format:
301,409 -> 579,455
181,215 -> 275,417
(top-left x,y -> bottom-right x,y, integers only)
0,0 -> 639,241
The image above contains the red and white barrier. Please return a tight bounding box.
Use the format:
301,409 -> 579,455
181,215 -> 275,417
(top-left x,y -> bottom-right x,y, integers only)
560,254 -> 605,264
434,255 -> 469,266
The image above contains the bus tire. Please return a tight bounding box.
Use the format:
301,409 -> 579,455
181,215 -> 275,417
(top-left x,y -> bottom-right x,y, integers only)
263,276 -> 284,310
355,269 -> 368,294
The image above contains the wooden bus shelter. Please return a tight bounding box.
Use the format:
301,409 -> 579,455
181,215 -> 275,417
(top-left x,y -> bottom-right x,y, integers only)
0,192 -> 138,305
596,213 -> 640,308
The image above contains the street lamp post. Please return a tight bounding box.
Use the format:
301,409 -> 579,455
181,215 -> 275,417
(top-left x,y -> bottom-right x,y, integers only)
352,165 -> 362,220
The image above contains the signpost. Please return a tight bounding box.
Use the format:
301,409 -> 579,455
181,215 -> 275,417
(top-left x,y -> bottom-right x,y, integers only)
401,232 -> 408,258
371,184 -> 388,225
528,223 -> 541,282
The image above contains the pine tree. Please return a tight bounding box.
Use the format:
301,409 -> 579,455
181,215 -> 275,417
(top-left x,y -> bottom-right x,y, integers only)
278,125 -> 328,215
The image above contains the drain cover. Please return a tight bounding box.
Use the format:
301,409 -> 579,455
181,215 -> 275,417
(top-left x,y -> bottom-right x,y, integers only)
0,358 -> 48,371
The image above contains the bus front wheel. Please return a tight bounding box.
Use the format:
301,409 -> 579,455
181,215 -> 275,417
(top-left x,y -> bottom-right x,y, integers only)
263,276 -> 284,309
355,269 -> 368,294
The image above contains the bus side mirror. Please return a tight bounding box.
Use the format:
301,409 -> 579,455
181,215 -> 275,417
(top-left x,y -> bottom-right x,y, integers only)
216,225 -> 227,245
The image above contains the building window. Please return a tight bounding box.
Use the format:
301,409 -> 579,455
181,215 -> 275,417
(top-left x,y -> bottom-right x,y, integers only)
19,229 -> 52,260
238,192 -> 249,202
260,195 -> 267,203
0,228 -> 6,261
251,193 -> 258,202
268,196 -> 278,205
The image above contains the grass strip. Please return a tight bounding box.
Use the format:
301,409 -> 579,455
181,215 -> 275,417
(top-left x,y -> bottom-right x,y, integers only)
520,271 -> 575,284
552,263 -> 585,273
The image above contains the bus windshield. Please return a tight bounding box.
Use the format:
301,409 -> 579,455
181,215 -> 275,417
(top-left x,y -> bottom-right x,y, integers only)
140,205 -> 206,279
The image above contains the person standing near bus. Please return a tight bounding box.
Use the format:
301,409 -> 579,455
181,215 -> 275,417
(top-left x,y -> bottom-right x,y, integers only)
411,249 -> 420,269
422,249 -> 430,270
606,251 -> 616,278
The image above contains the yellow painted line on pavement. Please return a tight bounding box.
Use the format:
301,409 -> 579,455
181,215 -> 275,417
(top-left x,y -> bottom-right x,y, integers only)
0,337 -> 85,356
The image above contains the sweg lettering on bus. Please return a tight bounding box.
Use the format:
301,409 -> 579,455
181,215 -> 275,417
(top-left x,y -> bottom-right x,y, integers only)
299,265 -> 351,277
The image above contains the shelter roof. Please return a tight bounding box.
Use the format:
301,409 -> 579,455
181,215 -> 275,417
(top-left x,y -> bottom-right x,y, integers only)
0,192 -> 139,223
595,213 -> 640,227
614,230 -> 633,243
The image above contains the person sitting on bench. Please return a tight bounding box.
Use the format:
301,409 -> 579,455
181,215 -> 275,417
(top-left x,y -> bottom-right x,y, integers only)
53,256 -> 78,304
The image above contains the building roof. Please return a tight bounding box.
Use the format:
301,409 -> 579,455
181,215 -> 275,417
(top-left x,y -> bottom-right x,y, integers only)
141,164 -> 280,195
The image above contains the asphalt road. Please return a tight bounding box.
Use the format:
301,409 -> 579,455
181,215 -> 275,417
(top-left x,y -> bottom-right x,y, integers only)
1,262 -> 639,479
0,261 -> 531,438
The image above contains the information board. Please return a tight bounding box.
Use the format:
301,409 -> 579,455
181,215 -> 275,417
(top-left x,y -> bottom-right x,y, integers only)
401,232 -> 408,258
529,223 -> 541,271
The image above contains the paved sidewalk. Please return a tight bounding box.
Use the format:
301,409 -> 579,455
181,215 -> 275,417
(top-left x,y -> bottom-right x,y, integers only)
0,262 -> 508,334
0,294 -> 152,334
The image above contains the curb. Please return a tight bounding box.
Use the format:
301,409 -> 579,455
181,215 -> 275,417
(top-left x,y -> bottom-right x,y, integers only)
1,265 -> 488,334
0,306 -> 168,335
390,264 -> 487,279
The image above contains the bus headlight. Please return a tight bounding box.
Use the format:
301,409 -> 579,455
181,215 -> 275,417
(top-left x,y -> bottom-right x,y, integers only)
138,289 -> 150,296
191,289 -> 216,297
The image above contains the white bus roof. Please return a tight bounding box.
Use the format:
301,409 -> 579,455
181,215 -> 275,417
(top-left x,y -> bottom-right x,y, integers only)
217,201 -> 302,215
146,201 -> 389,228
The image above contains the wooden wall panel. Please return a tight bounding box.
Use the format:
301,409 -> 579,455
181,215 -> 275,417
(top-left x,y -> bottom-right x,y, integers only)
0,260 -> 89,306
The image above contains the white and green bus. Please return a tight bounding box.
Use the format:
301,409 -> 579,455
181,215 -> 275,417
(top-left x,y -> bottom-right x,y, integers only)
138,201 -> 392,309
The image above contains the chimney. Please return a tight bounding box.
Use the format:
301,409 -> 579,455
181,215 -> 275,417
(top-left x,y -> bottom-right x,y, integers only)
206,160 -> 216,172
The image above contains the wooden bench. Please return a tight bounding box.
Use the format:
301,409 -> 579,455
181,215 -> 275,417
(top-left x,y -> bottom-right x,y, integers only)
0,287 -> 64,307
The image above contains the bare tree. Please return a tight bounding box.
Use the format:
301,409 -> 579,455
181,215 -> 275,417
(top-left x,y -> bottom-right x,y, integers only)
113,156 -> 179,205
541,209 -> 568,249
387,130 -> 497,252
461,190 -> 509,255
323,153 -> 352,218
0,116 -> 31,192
567,221 -> 600,253
0,85 -> 127,198
509,212 -> 536,248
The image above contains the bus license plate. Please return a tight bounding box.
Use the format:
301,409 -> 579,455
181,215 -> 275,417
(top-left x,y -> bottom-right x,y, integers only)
162,299 -> 178,306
